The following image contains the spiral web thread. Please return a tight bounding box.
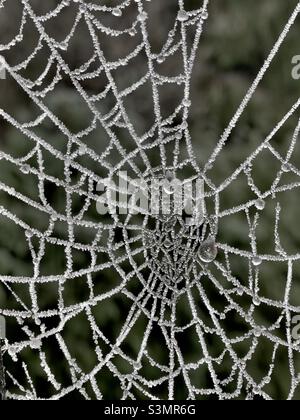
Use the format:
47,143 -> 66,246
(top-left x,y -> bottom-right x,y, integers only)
0,0 -> 300,400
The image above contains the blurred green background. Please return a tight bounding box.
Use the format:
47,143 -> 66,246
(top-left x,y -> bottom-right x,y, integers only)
0,0 -> 300,400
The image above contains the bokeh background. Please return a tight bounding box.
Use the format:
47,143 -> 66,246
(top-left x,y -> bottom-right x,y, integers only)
0,0 -> 300,400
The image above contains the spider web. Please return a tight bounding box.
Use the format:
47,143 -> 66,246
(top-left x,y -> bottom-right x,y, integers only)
0,0 -> 300,400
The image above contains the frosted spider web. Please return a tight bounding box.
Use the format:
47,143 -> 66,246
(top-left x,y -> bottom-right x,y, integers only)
0,0 -> 300,400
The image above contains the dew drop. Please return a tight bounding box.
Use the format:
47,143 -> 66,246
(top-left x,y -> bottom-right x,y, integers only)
35,317 -> 41,326
164,238 -> 173,249
183,98 -> 191,107
20,164 -> 30,174
181,121 -> 188,130
51,214 -> 58,222
255,198 -> 265,211
253,386 -> 260,394
254,328 -> 262,338
165,170 -> 174,182
133,361 -> 142,370
25,230 -> 33,239
163,171 -> 175,195
252,256 -> 262,267
61,40 -> 68,50
246,314 -> 252,323
163,186 -> 174,195
112,8 -> 122,17
253,296 -> 261,306
282,162 -> 291,173
129,28 -> 137,37
178,10 -> 188,22
199,237 -> 218,263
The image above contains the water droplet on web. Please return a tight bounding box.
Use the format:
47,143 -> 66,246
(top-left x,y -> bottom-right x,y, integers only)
202,10 -> 209,20
178,10 -> 188,22
20,164 -> 30,174
253,296 -> 261,306
282,162 -> 291,173
181,121 -> 188,130
199,237 -> 218,263
245,314 -> 252,323
26,391 -> 32,399
255,198 -> 265,211
133,361 -> 142,370
253,386 -> 260,394
30,339 -> 42,350
25,230 -> 33,239
163,171 -> 175,195
254,328 -> 262,338
183,99 -> 191,107
164,186 -> 174,195
252,256 -> 262,267
79,4 -> 87,13
112,8 -> 122,17
164,238 -> 173,249
129,28 -> 137,37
